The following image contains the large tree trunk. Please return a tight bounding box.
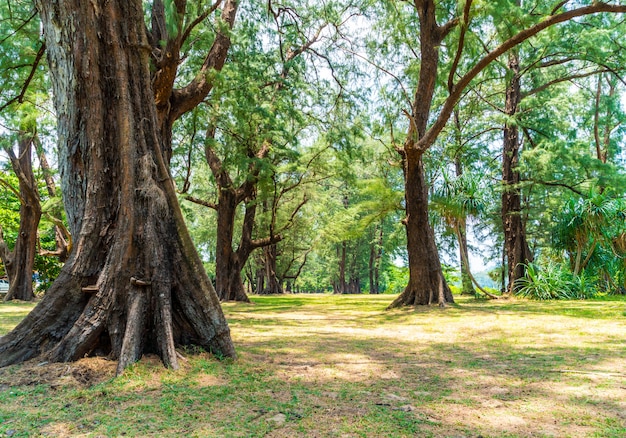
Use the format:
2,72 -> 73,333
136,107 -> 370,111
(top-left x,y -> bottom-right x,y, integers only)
0,0 -> 235,374
1,133 -> 41,302
501,50 -> 532,295
389,152 -> 453,307
261,244 -> 283,295
214,189 -> 249,302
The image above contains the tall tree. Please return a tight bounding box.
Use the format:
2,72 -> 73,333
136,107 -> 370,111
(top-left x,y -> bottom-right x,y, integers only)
0,0 -> 236,374
365,0 -> 626,308
496,12 -> 625,293
0,130 -> 40,301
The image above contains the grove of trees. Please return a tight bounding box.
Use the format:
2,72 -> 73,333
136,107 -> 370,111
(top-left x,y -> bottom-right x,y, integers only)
1,0 -> 625,372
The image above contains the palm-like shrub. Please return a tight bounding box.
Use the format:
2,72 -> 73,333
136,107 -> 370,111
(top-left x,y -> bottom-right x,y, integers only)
514,262 -> 598,300
552,189 -> 625,276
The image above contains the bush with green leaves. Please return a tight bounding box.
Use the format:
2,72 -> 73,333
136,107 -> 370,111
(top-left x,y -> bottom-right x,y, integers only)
514,262 -> 598,300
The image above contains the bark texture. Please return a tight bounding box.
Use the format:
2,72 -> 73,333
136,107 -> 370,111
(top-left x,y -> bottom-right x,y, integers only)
195,140 -> 277,302
389,151 -> 453,307
0,0 -> 235,374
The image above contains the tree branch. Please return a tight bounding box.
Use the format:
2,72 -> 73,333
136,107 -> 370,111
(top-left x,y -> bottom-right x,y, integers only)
447,0 -> 472,93
0,225 -> 13,269
0,41 -> 46,113
169,0 -> 239,121
550,1 -> 571,16
522,68 -> 610,98
526,178 -> 584,196
180,0 -> 223,46
0,176 -> 23,204
250,234 -> 283,250
183,195 -> 218,210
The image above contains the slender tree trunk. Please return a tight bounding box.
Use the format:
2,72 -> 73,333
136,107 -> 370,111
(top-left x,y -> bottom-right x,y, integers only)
593,73 -> 615,164
255,267 -> 264,294
452,137 -> 476,296
457,217 -> 476,296
0,0 -> 235,373
2,133 -> 41,301
34,137 -> 70,262
375,223 -> 383,294
501,50 -> 532,295
369,239 -> 377,294
369,224 -> 383,294
335,242 -> 347,294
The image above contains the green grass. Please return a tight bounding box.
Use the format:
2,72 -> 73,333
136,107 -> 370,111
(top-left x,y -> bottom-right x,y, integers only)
0,301 -> 32,334
1,294 -> 625,437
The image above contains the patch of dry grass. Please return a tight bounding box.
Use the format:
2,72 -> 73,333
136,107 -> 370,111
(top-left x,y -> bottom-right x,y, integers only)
1,294 -> 625,437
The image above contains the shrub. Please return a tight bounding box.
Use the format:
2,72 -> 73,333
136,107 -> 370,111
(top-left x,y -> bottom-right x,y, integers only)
514,263 -> 598,300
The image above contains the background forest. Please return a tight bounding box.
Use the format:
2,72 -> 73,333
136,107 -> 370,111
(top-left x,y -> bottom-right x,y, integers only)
1,0 -> 626,303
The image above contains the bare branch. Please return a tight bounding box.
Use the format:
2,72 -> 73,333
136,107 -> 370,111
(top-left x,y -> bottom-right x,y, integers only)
550,1 -> 571,16
341,46 -> 412,108
522,68 -> 610,98
439,16 -> 460,40
447,0 -> 473,93
0,42 -> 46,113
180,0 -> 223,46
0,11 -> 37,45
183,195 -> 218,210
250,234 -> 283,250
526,178 -> 584,196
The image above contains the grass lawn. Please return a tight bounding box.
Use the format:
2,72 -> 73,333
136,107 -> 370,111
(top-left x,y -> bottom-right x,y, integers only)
0,294 -> 625,437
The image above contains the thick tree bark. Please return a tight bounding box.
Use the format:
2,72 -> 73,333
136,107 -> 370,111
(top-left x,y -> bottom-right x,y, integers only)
502,50 -> 532,295
2,133 -> 41,301
0,0 -> 235,374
